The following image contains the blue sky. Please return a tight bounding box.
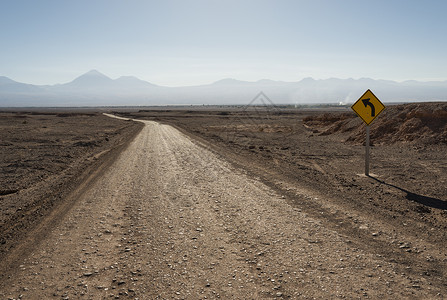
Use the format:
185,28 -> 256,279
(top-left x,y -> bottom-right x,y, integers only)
1,0 -> 446,86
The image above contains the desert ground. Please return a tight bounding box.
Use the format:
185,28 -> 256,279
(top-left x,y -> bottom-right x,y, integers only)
0,103 -> 446,299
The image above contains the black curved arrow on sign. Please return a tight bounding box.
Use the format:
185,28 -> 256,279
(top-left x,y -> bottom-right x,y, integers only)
362,98 -> 375,117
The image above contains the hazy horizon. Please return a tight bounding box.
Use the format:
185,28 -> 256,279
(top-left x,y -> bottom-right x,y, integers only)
2,68 -> 447,107
1,0 -> 447,87
4,69 -> 447,88
4,69 -> 447,89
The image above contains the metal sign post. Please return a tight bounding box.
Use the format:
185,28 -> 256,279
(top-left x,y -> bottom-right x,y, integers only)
365,125 -> 370,176
351,89 -> 385,176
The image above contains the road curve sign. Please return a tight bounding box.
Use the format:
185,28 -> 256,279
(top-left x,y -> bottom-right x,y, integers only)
351,89 -> 385,125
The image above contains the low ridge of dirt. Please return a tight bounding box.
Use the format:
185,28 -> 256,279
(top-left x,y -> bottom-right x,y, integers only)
0,111 -> 143,260
303,102 -> 447,145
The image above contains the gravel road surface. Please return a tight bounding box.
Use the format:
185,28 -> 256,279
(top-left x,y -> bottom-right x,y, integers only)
1,118 -> 444,299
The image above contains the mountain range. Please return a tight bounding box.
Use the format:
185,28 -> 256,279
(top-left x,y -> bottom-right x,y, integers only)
1,70 -> 447,107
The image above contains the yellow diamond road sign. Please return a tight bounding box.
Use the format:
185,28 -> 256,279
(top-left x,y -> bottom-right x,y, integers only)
351,89 -> 385,125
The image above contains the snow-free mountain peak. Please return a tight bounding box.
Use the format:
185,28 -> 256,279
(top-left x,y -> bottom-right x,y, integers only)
212,78 -> 249,85
84,69 -> 109,77
65,70 -> 113,87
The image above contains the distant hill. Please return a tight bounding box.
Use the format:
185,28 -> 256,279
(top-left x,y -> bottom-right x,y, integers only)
304,102 -> 447,145
0,76 -> 45,93
1,70 -> 447,107
114,76 -> 158,88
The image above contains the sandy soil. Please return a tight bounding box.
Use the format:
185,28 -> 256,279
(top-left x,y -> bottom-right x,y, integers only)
0,104 -> 446,299
0,111 -> 143,261
117,104 -> 447,238
115,104 -> 447,296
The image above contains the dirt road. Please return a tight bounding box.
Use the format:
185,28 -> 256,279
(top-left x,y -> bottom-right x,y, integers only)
1,118 -> 445,299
